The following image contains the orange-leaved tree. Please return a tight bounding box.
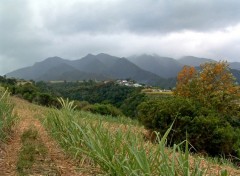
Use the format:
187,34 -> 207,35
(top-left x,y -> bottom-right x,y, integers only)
174,61 -> 239,113
174,65 -> 197,98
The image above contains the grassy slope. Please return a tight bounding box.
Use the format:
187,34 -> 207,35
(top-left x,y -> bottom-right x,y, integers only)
42,100 -> 240,175
1,95 -> 239,175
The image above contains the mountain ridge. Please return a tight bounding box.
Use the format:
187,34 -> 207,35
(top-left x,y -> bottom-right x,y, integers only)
7,53 -> 169,86
6,53 -> 240,87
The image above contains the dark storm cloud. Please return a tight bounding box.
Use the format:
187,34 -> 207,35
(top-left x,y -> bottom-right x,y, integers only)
0,1 -> 50,67
43,0 -> 240,34
0,0 -> 240,74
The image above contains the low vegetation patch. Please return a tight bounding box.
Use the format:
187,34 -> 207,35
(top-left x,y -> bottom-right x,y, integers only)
0,88 -> 17,142
17,128 -> 46,175
17,128 -> 58,176
82,103 -> 124,117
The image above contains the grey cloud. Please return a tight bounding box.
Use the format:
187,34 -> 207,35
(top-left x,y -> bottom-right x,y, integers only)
0,1 -> 54,73
0,0 -> 240,75
42,0 -> 240,34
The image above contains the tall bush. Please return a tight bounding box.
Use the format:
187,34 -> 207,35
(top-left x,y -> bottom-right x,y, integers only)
82,103 -> 123,117
137,98 -> 240,157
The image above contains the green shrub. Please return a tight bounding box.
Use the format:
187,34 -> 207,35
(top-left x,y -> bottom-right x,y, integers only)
74,100 -> 90,110
137,97 -> 197,131
137,97 -> 240,158
32,93 -> 58,107
23,92 -> 35,102
188,115 -> 239,156
120,93 -> 146,118
35,93 -> 51,105
82,103 -> 123,117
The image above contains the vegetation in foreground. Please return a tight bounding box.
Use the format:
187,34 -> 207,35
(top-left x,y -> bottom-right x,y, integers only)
43,98 -> 233,175
0,88 -> 17,142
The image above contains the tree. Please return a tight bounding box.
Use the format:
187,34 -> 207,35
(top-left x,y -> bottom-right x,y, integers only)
174,66 -> 197,97
174,61 -> 239,113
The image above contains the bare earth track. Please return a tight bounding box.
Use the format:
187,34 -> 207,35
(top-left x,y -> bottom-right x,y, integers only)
0,97 -> 86,176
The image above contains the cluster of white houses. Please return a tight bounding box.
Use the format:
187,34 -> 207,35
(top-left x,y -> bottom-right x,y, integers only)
116,80 -> 143,87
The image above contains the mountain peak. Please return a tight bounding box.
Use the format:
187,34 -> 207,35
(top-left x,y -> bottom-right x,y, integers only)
97,53 -> 111,57
33,56 -> 66,67
86,53 -> 94,57
44,56 -> 64,61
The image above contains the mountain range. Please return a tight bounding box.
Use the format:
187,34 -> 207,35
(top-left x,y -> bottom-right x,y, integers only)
6,53 -> 240,87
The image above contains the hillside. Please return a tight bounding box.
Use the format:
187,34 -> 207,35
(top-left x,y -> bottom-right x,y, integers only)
1,96 -> 240,175
7,57 -> 70,80
128,54 -> 183,78
7,53 -> 168,86
229,62 -> 240,70
178,56 -> 216,66
36,63 -> 110,81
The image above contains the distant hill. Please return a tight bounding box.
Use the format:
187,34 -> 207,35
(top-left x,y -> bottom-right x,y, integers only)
6,53 -> 240,87
128,54 -> 183,78
178,56 -> 240,73
178,56 -> 215,66
7,53 -> 170,87
229,69 -> 240,83
7,56 -> 70,80
229,62 -> 240,71
36,63 -> 109,81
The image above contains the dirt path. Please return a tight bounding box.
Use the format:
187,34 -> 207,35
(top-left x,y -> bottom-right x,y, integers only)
0,97 -> 86,176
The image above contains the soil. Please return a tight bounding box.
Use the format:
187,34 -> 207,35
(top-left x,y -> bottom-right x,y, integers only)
0,97 -> 87,176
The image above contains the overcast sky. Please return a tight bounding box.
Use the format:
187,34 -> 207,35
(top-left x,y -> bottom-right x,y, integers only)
1,0 -> 240,74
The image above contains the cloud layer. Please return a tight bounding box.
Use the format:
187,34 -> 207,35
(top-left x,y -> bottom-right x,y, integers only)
0,0 -> 240,74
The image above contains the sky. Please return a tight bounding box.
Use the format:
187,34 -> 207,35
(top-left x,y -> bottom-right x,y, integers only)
1,0 -> 240,74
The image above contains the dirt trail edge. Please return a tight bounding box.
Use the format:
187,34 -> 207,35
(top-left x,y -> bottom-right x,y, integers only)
0,97 -> 86,176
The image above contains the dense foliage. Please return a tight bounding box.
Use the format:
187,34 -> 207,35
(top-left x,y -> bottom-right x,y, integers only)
174,61 -> 239,114
138,97 -> 240,157
0,77 -> 58,107
138,62 -> 240,159
37,81 -> 137,105
14,83 -> 58,107
1,77 -> 146,118
36,81 -> 146,117
82,103 -> 124,117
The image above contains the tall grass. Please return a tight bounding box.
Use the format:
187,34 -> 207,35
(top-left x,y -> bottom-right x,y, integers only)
0,88 -> 17,142
44,99 -> 228,176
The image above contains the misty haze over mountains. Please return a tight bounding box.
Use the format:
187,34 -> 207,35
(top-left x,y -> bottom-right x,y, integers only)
6,53 -> 240,87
